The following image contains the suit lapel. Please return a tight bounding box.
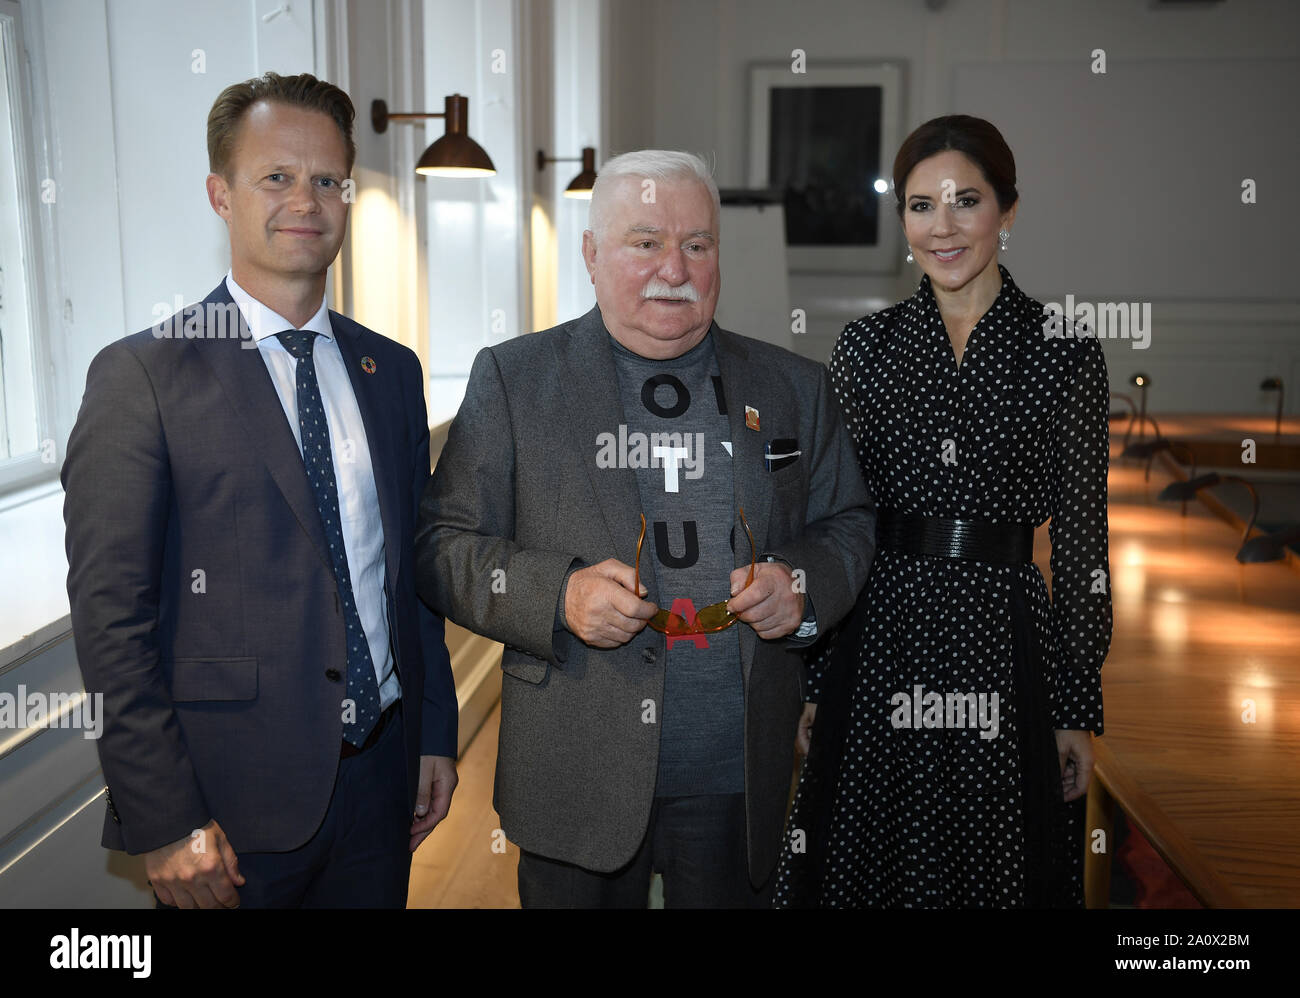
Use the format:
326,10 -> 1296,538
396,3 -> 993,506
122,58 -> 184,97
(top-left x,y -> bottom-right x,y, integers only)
712,325 -> 775,685
558,308 -> 650,598
188,282 -> 334,575
331,312 -> 402,589
713,326 -> 775,556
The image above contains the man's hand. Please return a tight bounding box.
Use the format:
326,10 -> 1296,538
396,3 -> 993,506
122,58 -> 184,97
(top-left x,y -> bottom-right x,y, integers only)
727,561 -> 804,639
796,701 -> 817,756
145,818 -> 244,909
1055,728 -> 1095,802
563,559 -> 657,648
411,755 -> 458,851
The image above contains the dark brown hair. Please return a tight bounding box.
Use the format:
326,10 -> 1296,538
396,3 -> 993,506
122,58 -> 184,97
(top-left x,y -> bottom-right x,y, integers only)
207,72 -> 356,179
892,114 -> 1017,217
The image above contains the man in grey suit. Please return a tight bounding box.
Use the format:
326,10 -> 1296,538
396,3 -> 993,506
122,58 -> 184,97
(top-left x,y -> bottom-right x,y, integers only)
416,150 -> 874,907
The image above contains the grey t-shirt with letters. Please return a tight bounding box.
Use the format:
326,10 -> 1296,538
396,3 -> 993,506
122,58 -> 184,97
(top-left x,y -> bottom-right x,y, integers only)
609,330 -> 744,797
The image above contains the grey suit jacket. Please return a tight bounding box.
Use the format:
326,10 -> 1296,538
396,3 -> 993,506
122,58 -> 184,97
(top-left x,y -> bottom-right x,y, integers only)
415,306 -> 874,884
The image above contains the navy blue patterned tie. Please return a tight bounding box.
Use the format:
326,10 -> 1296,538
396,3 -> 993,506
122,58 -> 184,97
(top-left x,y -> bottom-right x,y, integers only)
277,330 -> 380,748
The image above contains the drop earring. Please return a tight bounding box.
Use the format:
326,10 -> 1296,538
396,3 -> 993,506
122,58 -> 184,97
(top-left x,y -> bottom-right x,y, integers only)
998,229 -> 1010,252
905,246 -> 914,263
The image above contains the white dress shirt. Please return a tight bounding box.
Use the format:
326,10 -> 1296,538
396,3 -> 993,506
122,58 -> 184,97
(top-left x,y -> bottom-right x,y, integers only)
225,272 -> 399,712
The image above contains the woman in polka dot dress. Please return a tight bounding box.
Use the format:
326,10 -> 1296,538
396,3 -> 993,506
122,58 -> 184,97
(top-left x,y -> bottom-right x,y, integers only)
774,116 -> 1112,908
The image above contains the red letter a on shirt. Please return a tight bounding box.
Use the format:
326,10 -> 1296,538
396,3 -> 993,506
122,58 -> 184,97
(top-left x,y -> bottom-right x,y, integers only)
665,598 -> 709,650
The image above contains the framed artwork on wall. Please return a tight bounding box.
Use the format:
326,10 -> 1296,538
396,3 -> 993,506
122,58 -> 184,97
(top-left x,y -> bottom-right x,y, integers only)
748,62 -> 904,274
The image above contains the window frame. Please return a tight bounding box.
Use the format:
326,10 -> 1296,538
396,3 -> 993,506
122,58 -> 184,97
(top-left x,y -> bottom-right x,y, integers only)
0,0 -> 60,496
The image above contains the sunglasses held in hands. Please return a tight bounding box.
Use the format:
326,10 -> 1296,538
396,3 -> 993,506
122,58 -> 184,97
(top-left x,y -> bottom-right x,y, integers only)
635,508 -> 756,635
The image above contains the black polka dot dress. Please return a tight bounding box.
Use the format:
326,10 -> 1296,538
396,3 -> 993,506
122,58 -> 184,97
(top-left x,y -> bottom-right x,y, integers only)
774,264 -> 1112,908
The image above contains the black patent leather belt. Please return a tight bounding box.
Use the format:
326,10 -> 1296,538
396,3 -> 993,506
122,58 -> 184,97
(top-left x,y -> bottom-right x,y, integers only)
876,509 -> 1034,564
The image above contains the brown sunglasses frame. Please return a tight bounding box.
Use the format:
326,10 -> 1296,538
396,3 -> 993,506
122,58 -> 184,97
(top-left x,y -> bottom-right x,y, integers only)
634,507 -> 756,635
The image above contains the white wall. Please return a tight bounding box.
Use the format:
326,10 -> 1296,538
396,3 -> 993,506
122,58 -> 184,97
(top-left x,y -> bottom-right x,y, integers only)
604,0 -> 1300,414
525,0 -> 604,334
336,0 -> 426,374
415,0 -> 531,424
551,0 -> 602,326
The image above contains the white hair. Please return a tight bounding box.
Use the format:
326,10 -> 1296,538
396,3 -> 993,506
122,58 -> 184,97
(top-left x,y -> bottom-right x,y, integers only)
587,149 -> 721,243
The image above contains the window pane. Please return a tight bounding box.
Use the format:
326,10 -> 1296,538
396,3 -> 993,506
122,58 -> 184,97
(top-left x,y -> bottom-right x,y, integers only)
0,12 -> 40,462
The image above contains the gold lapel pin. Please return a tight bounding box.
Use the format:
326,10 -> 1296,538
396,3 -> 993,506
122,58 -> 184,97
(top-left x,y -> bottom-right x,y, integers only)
745,405 -> 760,431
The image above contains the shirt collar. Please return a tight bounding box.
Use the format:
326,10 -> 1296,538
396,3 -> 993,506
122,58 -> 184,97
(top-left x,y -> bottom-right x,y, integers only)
225,270 -> 333,343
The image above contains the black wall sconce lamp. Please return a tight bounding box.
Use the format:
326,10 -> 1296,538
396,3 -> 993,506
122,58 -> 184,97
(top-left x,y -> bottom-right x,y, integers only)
372,94 -> 495,177
538,146 -> 597,199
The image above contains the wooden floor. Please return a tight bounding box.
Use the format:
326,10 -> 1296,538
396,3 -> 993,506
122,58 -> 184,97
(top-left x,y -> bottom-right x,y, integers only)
408,704 -> 520,908
1086,440 -> 1300,907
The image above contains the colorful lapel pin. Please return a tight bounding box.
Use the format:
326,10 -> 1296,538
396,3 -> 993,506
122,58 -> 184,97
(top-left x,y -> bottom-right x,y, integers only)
745,405 -> 760,431
361,356 -> 377,374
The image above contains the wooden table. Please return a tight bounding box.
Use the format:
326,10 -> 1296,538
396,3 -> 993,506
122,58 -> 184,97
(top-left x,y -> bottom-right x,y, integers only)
1072,437 -> 1300,907
1118,412 -> 1300,471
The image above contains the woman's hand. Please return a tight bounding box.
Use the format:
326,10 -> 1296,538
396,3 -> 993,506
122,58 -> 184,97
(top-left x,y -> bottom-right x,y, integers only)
1054,728 -> 1095,802
796,702 -> 818,756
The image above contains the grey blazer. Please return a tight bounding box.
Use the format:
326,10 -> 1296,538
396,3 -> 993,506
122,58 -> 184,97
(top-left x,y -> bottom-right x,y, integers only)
415,306 -> 874,884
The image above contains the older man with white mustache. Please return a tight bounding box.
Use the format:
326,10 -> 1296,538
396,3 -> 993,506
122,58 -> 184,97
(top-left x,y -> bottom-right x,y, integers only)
416,150 -> 875,908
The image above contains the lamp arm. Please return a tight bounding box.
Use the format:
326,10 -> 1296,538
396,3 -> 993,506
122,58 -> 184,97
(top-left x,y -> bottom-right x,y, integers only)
1222,475 -> 1261,547
1110,393 -> 1137,448
1169,441 -> 1197,480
